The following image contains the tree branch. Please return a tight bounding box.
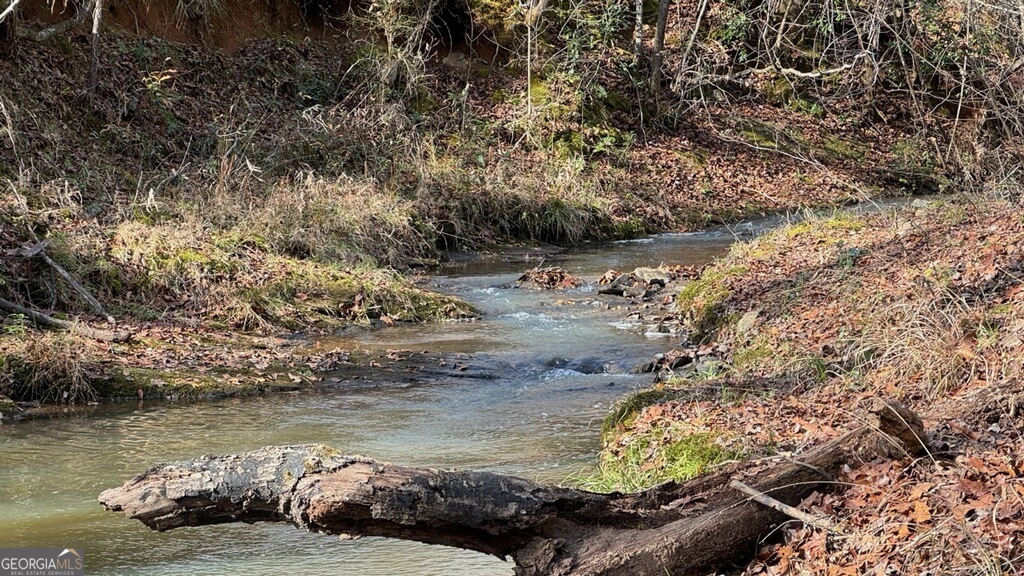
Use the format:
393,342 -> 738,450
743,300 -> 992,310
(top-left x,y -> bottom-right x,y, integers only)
100,400 -> 930,576
19,240 -> 115,323
0,298 -> 130,342
0,0 -> 21,24
730,480 -> 833,531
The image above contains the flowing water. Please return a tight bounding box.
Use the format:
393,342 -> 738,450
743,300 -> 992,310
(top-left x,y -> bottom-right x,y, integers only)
0,201 -> 917,575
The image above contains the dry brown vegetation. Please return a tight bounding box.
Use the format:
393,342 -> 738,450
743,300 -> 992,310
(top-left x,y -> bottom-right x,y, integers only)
0,332 -> 97,404
1,0 -> 1021,571
591,200 -> 1023,574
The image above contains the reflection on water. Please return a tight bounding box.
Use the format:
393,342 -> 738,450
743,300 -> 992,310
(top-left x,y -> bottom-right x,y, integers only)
1,382 -> 625,574
0,202 -> 916,575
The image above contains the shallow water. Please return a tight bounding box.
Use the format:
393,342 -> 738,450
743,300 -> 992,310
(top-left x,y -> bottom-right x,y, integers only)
0,200 -> 918,575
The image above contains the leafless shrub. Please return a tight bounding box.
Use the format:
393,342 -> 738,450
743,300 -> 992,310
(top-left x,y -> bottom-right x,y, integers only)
663,0 -> 1024,189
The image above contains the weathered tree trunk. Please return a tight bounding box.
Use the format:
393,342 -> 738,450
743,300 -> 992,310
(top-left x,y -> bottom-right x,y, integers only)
633,0 -> 644,63
100,399 -> 928,576
649,0 -> 671,93
87,0 -> 103,96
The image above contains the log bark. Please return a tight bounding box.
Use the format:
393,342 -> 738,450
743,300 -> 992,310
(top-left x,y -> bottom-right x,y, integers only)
100,399 -> 929,576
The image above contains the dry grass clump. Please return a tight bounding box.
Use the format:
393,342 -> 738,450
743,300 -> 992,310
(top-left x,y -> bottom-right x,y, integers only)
0,333 -> 98,404
416,149 -> 638,248
856,294 -> 998,399
234,173 -> 433,267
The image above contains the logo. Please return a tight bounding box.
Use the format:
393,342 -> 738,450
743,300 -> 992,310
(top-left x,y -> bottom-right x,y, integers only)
0,548 -> 84,576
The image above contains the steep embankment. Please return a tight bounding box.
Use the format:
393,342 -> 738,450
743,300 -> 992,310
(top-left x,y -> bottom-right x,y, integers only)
0,0 -> 985,408
589,199 -> 1023,574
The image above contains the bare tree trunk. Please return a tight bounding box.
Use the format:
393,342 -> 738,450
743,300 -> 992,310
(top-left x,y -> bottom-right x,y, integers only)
88,0 -> 103,96
633,0 -> 643,63
677,0 -> 709,86
101,400 -> 928,576
525,0 -> 549,26
649,0 -> 671,93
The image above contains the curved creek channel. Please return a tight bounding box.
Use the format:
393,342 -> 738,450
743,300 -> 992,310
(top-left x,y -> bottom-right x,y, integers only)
0,201 -> 918,575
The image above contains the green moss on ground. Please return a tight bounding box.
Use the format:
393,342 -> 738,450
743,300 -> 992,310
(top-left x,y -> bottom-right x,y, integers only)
94,366 -> 309,401
601,388 -> 674,439
572,429 -> 739,493
675,266 -> 745,341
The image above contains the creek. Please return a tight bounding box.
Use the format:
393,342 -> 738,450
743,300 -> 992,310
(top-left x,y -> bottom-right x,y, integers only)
0,201 -> 914,575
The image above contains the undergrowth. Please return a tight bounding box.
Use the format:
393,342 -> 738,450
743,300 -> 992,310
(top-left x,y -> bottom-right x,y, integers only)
0,333 -> 98,404
1,182 -> 476,332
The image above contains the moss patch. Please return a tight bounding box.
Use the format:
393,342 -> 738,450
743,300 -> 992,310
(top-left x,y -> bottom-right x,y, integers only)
601,388 -> 674,439
573,429 -> 738,493
105,222 -> 476,331
676,266 -> 745,341
0,396 -> 22,421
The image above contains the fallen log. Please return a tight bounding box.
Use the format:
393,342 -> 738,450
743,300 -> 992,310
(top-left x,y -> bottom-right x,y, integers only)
100,399 -> 929,576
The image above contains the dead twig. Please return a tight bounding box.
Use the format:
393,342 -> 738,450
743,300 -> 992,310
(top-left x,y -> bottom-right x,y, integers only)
18,240 -> 115,323
730,479 -> 834,531
0,297 -> 131,342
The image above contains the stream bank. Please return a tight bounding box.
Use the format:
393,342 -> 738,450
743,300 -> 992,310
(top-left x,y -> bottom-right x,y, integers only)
590,197 -> 1024,575
0,197 -> 919,422
6,196 -> 1018,576
0,220 -> 748,575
